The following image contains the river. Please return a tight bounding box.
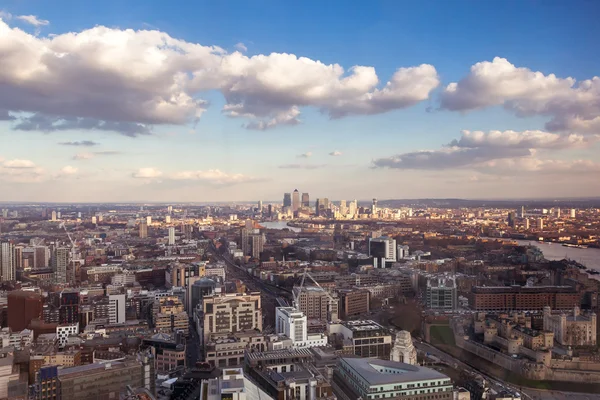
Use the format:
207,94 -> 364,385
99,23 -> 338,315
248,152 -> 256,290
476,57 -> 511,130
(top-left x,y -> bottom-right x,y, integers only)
259,221 -> 302,232
511,239 -> 600,271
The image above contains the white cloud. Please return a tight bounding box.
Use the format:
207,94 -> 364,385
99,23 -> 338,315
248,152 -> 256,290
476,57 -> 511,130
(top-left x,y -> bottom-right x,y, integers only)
59,140 -> 100,146
73,151 -> 121,160
279,164 -> 327,170
449,130 -> 590,149
234,42 -> 247,52
329,150 -> 342,156
3,159 -> 36,168
73,152 -> 94,160
59,165 -> 78,175
0,18 -> 440,134
170,169 -> 260,186
440,57 -> 600,135
477,158 -> 600,175
132,167 -> 163,179
297,151 -> 312,158
16,15 -> 49,27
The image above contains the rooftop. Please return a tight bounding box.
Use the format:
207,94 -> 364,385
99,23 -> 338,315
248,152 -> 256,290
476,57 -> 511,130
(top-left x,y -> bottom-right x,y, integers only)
340,357 -> 449,386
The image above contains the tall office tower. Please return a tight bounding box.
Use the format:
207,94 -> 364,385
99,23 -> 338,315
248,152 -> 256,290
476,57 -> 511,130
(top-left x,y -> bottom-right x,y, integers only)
1,209 -> 7,218
570,208 -> 576,218
168,227 -> 175,245
507,211 -> 516,227
52,247 -> 69,283
283,193 -> 292,207
13,246 -> 22,270
538,218 -> 544,230
146,216 -> 152,225
292,189 -> 300,212
339,200 -> 347,215
77,212 -> 82,219
524,218 -> 530,229
0,242 -> 15,282
268,204 -> 273,218
257,200 -> 263,213
240,228 -> 250,256
349,200 -> 357,217
57,211 -> 61,219
165,215 -> 171,224
139,221 -> 148,238
372,198 -> 378,214
167,205 -> 173,214
59,290 -> 80,324
34,246 -> 48,268
91,216 -> 97,224
109,294 -> 126,324
556,208 -> 561,218
368,236 -> 397,268
51,211 -> 57,221
251,234 -> 265,259
301,192 -> 310,208
521,205 -> 526,218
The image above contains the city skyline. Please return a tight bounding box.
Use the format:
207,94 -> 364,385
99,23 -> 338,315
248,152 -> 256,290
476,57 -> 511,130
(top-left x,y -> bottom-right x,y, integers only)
1,1 -> 600,202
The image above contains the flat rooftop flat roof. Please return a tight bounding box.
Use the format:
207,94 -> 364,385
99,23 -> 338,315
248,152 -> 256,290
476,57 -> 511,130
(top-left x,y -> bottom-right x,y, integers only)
340,357 -> 449,386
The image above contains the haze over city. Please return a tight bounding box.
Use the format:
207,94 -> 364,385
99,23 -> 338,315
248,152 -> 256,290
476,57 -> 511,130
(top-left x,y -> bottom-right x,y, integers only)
1,1 -> 599,202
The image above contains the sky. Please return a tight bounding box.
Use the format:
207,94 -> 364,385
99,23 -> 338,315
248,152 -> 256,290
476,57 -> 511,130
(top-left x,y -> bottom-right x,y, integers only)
1,0 -> 600,202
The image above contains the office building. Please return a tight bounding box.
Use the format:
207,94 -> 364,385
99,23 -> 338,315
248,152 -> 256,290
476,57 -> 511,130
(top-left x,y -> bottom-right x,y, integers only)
168,227 -> 175,245
338,289 -> 370,320
143,334 -> 186,374
469,285 -> 580,311
0,242 -> 15,282
292,189 -> 300,212
426,277 -> 457,310
59,290 -> 80,325
368,236 -> 397,268
201,293 -> 262,343
372,198 -> 378,214
165,215 -> 171,224
543,306 -> 596,346
51,211 -> 57,221
52,247 -> 69,284
7,291 -> 42,331
520,205 -> 526,218
391,330 -> 417,365
335,357 -> 453,400
315,198 -> 330,217
200,368 -> 272,400
154,296 -> 189,335
330,320 -> 393,359
570,208 -> 576,218
109,294 -> 126,324
146,216 -> 152,225
56,323 -> 79,348
301,192 -> 309,208
538,218 -> 544,230
257,200 -> 263,213
139,221 -> 148,238
240,227 -> 250,256
283,193 -> 292,208
507,211 -> 516,227
275,307 -> 327,348
293,286 -> 331,321
189,277 -> 218,312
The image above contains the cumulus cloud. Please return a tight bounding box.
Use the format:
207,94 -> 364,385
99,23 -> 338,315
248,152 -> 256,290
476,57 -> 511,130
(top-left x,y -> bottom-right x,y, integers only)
132,167 -> 163,179
58,165 -> 78,175
0,18 -> 439,134
478,158 -> 600,175
278,164 -> 327,169
59,140 -> 100,147
234,42 -> 247,52
297,151 -> 312,158
3,159 -> 36,169
170,169 -> 260,186
448,130 -> 590,149
16,15 -> 49,27
440,57 -> 600,135
72,150 -> 121,160
329,150 -> 342,156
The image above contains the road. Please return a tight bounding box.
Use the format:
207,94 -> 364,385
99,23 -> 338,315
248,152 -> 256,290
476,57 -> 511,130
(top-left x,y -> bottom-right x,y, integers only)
522,389 -> 598,400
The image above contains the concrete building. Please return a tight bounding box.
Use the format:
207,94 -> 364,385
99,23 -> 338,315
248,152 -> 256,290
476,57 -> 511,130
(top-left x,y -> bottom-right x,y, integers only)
154,296 -> 189,335
139,221 -> 148,238
335,357 -> 453,400
426,277 -> 457,310
275,307 -> 327,348
0,242 -> 15,282
469,285 -> 580,311
168,227 -> 175,245
201,293 -> 263,344
204,331 -> 267,368
0,349 -> 24,399
543,306 -> 597,346
56,323 -> 79,348
368,236 -> 397,268
108,294 -> 126,324
293,286 -> 331,321
292,189 -> 300,212
337,289 -> 370,320
301,192 -> 310,208
7,290 -> 42,331
283,193 -> 292,208
250,233 -> 265,259
391,330 -> 417,365
329,320 -> 392,359
52,247 -> 69,284
200,367 -> 272,400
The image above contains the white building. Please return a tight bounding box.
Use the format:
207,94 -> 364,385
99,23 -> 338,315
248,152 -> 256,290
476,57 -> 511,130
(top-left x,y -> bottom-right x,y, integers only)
56,323 -> 79,348
543,306 -> 597,346
200,368 -> 271,400
570,208 -> 576,218
108,294 -> 126,324
168,227 -> 176,245
204,266 -> 226,281
0,242 -> 15,282
369,237 -> 397,268
165,215 -> 171,224
146,216 -> 152,225
391,330 -> 417,365
275,307 -> 327,348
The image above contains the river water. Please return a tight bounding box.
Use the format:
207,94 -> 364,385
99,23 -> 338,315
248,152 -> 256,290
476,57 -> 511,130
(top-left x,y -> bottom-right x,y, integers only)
511,239 -> 600,272
259,221 -> 302,232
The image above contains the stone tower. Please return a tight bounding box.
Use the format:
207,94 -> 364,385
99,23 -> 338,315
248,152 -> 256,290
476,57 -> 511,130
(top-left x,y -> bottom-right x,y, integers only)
391,330 -> 417,365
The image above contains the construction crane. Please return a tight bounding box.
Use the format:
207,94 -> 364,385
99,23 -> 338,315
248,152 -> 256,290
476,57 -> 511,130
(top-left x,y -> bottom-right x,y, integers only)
292,266 -> 339,322
59,222 -> 77,261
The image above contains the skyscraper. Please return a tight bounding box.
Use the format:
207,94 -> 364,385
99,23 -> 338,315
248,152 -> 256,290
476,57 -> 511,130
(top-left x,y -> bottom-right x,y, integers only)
570,209 -> 576,218
139,221 -> 148,238
52,247 -> 69,283
51,211 -> 57,221
0,242 -> 15,282
251,234 -> 265,259
146,216 -> 152,225
109,294 -> 126,324
168,227 -> 175,245
240,228 -> 250,256
372,198 -> 378,214
283,193 -> 292,207
292,189 -> 300,212
301,193 -> 309,208
257,200 -> 263,213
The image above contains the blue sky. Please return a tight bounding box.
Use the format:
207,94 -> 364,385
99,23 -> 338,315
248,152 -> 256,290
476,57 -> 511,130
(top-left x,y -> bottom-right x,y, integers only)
1,0 -> 599,202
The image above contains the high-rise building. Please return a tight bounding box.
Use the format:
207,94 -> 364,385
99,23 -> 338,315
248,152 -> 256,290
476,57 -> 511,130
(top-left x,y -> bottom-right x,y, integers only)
168,227 -> 175,245
283,193 -> 292,207
520,205 -> 526,218
293,286 -> 331,321
570,208 -> 576,218
52,247 -> 69,284
507,211 -> 517,227
251,234 -> 265,259
556,208 -> 561,218
167,205 -> 173,214
372,198 -> 378,214
538,218 -> 544,230
292,189 -> 300,212
315,198 -> 330,217
240,228 -> 249,256
146,216 -> 152,225
257,200 -> 263,213
51,211 -> 57,221
301,192 -> 309,208
275,307 -> 328,347
524,218 -> 530,229
201,293 -> 262,344
139,221 -> 148,238
8,291 -> 42,331
0,242 -> 15,282
59,290 -> 80,325
368,236 -> 397,268
109,294 -> 126,324
338,289 -> 370,320
339,200 -> 347,215
165,215 -> 171,224
348,200 -> 357,217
